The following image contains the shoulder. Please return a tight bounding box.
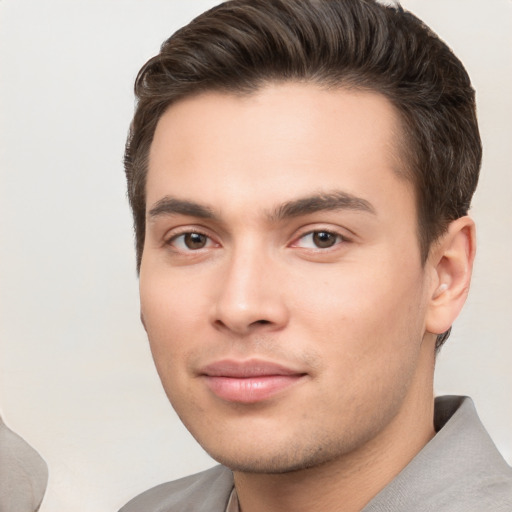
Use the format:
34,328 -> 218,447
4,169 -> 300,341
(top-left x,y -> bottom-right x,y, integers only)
0,418 -> 48,512
429,472 -> 512,512
419,396 -> 512,510
364,396 -> 512,511
118,465 -> 234,512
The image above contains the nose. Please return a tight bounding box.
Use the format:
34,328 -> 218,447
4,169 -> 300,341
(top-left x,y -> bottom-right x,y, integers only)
211,244 -> 289,336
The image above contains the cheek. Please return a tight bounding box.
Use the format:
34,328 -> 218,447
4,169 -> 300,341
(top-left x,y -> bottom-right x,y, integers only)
141,260 -> 209,325
139,267 -> 210,372
139,272 -> 207,416
290,260 -> 428,413
292,255 -> 427,353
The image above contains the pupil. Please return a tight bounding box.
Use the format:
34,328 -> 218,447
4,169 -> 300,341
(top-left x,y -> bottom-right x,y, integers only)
313,231 -> 335,248
185,233 -> 207,249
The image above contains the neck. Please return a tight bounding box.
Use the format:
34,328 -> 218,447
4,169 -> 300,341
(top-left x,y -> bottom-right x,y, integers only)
233,347 -> 436,512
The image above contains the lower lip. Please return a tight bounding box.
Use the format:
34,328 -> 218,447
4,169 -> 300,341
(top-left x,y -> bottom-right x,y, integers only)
203,375 -> 305,403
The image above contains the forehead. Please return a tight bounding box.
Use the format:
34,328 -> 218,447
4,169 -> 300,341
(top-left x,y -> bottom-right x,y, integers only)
147,83 -> 413,218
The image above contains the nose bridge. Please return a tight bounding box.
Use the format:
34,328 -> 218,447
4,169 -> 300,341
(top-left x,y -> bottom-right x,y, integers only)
212,236 -> 287,333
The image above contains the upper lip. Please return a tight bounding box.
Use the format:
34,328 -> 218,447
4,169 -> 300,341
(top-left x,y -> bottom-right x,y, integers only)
199,359 -> 305,378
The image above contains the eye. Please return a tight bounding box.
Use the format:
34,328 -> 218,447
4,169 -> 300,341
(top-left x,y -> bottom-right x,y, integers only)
294,230 -> 345,249
168,232 -> 216,251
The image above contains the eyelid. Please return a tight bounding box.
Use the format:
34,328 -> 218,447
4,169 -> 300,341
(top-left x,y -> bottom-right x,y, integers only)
289,226 -> 352,250
164,226 -> 220,251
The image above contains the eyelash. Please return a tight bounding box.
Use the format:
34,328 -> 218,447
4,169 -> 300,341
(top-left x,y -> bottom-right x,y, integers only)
166,230 -> 218,252
291,229 -> 349,251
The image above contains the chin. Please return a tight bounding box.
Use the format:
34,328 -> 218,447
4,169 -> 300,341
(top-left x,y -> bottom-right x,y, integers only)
201,436 -> 350,475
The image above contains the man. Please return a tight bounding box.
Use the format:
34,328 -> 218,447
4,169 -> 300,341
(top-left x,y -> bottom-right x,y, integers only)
119,0 -> 512,510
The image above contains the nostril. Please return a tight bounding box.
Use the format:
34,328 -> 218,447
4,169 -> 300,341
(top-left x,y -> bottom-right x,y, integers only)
254,319 -> 271,325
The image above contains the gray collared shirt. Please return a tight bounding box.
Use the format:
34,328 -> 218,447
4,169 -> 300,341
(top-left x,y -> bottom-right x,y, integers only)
119,396 -> 512,511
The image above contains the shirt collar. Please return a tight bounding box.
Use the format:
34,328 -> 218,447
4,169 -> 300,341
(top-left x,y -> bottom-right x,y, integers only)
226,487 -> 239,512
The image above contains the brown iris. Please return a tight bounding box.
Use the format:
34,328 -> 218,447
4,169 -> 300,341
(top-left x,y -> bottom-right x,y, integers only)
184,233 -> 208,249
312,231 -> 338,248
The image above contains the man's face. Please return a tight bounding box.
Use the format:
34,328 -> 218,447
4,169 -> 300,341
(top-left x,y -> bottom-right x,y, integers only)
140,83 -> 437,473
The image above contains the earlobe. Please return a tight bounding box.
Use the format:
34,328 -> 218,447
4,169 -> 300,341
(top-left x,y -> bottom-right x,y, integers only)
425,216 -> 476,335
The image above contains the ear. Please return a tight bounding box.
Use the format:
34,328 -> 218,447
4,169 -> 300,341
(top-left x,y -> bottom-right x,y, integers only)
425,216 -> 476,335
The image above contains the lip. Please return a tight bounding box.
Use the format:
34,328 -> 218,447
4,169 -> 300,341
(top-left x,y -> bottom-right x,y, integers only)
199,359 -> 307,404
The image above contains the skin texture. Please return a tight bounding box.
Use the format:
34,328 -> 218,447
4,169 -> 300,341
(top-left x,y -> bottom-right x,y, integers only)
139,83 -> 475,512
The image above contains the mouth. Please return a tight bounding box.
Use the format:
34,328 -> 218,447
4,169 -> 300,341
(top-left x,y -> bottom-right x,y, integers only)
199,359 -> 307,404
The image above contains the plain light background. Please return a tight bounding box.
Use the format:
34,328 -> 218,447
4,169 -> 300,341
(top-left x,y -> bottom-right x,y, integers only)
0,1 -> 510,511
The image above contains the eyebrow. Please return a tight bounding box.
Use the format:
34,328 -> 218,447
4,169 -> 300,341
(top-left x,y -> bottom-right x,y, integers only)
147,190 -> 375,222
269,191 -> 376,221
148,197 -> 215,220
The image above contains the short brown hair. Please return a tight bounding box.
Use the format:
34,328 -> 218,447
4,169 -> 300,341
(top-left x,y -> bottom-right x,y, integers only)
125,0 -> 481,348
